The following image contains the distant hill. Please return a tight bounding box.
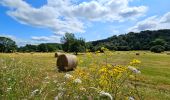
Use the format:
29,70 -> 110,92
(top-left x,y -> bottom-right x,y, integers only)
89,29 -> 170,51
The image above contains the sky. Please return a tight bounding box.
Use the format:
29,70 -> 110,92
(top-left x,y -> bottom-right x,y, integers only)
0,0 -> 170,46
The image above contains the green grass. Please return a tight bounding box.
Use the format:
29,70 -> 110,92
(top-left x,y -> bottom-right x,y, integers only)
0,51 -> 170,100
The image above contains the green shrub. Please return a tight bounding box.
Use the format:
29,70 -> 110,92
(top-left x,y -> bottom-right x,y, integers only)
150,45 -> 165,53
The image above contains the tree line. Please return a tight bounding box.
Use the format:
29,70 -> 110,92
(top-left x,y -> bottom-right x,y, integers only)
89,29 -> 170,53
0,33 -> 86,54
0,29 -> 170,53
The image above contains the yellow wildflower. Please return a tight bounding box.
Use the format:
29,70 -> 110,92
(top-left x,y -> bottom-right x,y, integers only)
130,59 -> 141,65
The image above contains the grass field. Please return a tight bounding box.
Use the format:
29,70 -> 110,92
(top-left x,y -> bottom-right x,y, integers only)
0,51 -> 170,100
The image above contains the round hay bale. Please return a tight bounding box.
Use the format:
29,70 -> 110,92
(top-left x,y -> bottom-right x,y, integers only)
55,52 -> 63,57
57,54 -> 78,71
136,53 -> 140,56
167,53 -> 170,55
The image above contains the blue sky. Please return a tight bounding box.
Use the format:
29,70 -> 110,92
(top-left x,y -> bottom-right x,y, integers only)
0,0 -> 170,46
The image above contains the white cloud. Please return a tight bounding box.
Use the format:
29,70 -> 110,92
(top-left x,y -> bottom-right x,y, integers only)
160,12 -> 170,23
128,12 -> 170,32
0,0 -> 147,35
31,35 -> 60,43
0,34 -> 60,46
119,6 -> 147,18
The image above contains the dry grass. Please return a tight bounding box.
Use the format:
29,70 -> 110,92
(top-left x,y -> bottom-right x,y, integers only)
0,51 -> 170,99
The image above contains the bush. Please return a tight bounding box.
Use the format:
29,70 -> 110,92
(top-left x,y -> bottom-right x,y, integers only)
150,45 -> 165,53
117,46 -> 130,51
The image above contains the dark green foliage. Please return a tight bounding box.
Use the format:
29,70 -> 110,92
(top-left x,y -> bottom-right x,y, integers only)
0,37 -> 17,53
150,38 -> 166,46
18,43 -> 62,52
61,33 -> 76,52
2,29 -> 170,53
61,33 -> 86,54
117,46 -> 130,51
86,42 -> 95,52
150,45 -> 165,53
105,44 -> 117,50
37,44 -> 48,52
89,29 -> 170,51
19,44 -> 38,52
70,38 -> 86,55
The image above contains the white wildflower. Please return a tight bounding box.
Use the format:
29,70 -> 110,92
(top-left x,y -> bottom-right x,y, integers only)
19,80 -> 23,83
89,87 -> 98,90
31,89 -> 39,97
8,78 -> 11,81
54,96 -> 58,100
54,92 -> 63,100
45,76 -> 49,80
7,87 -> 12,92
53,80 -> 57,83
80,87 -> 86,91
129,96 -> 135,100
99,91 -> 113,100
43,81 -> 50,84
58,86 -> 65,91
64,74 -> 73,79
73,78 -> 82,84
128,66 -> 141,74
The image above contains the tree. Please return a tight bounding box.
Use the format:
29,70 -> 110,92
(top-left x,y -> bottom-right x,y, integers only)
150,45 -> 165,53
150,38 -> 166,46
61,33 -> 86,54
24,44 -> 37,52
38,44 -> 48,52
46,45 -> 56,52
0,37 -> 17,53
61,33 -> 76,52
70,38 -> 86,55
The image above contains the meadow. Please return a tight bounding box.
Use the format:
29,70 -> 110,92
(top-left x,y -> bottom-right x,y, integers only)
0,51 -> 170,100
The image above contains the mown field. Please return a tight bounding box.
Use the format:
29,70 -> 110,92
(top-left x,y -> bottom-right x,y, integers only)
0,51 -> 170,100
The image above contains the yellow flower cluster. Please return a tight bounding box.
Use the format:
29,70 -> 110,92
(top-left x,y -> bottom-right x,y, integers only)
101,47 -> 109,51
98,64 -> 127,89
73,68 -> 89,80
130,59 -> 141,65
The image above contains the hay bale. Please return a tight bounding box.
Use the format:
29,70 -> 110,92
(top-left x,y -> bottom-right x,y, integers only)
167,52 -> 170,55
15,52 -> 19,54
57,54 -> 78,71
136,53 -> 140,56
55,52 -> 63,57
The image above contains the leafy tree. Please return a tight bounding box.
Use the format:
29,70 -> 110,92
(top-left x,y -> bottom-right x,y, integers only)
105,43 -> 117,51
165,44 -> 170,51
150,45 -> 165,53
0,37 -> 17,53
61,33 -> 76,52
61,33 -> 86,54
38,44 -> 48,52
24,44 -> 37,52
86,42 -> 95,52
150,38 -> 166,46
46,44 -> 56,52
70,38 -> 86,55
